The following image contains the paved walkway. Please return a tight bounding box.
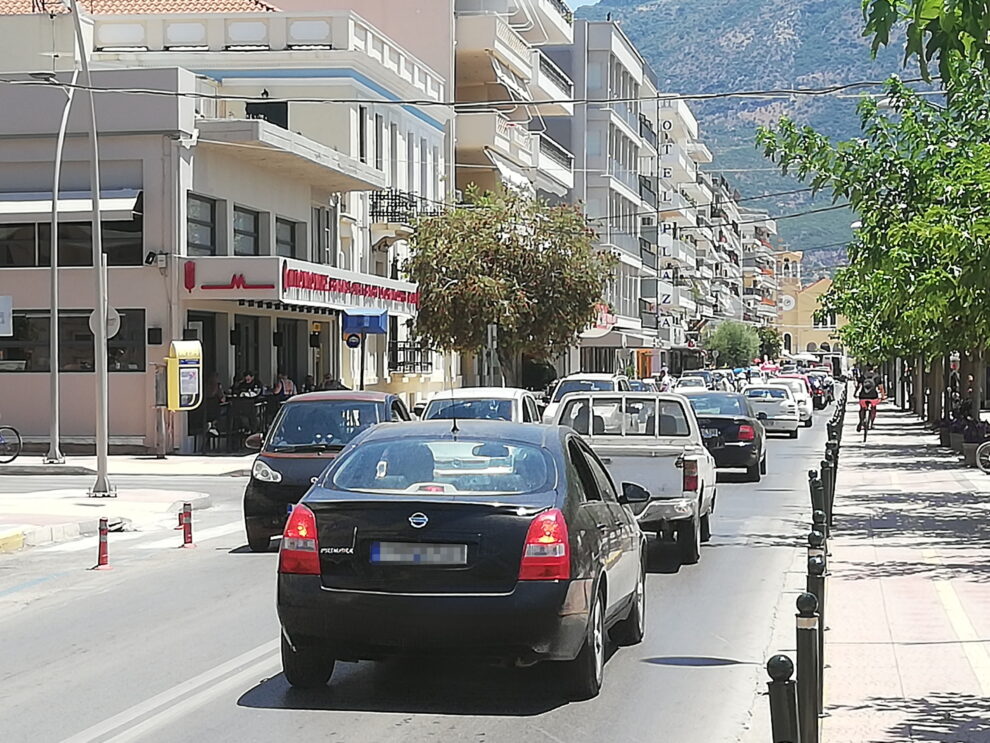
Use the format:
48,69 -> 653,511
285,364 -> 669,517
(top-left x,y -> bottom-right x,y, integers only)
823,403 -> 990,742
0,453 -> 254,478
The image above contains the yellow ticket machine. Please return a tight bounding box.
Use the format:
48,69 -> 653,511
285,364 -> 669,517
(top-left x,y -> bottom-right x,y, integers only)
166,340 -> 203,411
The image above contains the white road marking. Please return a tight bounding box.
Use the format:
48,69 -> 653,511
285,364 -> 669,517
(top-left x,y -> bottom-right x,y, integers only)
61,639 -> 279,743
40,532 -> 146,553
923,548 -> 990,696
135,522 -> 243,550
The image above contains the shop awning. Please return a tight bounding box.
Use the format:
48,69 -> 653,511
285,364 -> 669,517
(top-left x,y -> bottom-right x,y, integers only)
0,189 -> 141,222
579,327 -> 648,349
341,308 -> 388,334
486,150 -> 535,195
491,58 -> 532,102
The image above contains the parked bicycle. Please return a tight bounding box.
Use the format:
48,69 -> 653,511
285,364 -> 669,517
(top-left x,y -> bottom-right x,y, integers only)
976,440 -> 990,475
0,421 -> 22,464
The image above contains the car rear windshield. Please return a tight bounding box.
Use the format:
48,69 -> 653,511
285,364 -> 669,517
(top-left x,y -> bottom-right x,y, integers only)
773,380 -> 805,395
424,398 -> 513,421
746,388 -> 788,400
688,394 -> 747,416
552,379 -> 615,402
558,397 -> 691,436
330,439 -> 553,495
265,400 -> 381,452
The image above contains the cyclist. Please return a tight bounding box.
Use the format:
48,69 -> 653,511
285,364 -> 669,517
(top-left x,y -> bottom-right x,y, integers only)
856,366 -> 885,432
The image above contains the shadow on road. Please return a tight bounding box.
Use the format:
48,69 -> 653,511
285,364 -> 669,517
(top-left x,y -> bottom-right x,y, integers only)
237,656 -> 575,716
641,656 -> 758,667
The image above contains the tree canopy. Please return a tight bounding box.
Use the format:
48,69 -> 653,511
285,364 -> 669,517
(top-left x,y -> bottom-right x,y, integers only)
757,326 -> 783,361
756,70 -> 990,361
406,188 -> 614,383
705,321 -> 760,368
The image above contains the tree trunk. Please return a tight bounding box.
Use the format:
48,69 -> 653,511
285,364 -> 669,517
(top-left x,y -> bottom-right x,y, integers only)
975,348 -> 986,413
497,347 -> 517,388
915,356 -> 926,417
930,357 -> 944,425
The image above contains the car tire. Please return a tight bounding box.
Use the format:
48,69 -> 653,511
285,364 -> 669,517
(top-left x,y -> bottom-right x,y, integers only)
746,461 -> 761,482
699,511 -> 712,543
281,635 -> 334,689
246,525 -> 272,553
612,562 -> 646,646
677,516 -> 701,565
760,457 -> 767,475
803,417 -> 813,428
788,429 -> 799,439
568,588 -> 606,700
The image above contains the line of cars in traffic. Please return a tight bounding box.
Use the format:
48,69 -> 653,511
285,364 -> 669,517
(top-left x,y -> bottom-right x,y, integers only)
243,365 -> 835,697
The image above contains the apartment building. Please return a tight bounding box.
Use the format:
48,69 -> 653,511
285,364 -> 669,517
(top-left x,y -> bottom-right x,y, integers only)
0,4 -> 453,451
740,209 -> 779,326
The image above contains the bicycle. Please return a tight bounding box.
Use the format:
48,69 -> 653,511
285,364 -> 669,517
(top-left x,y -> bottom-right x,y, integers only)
0,424 -> 22,464
976,440 -> 990,475
859,398 -> 881,443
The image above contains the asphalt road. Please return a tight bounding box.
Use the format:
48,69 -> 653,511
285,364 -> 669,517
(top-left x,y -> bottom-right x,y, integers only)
0,413 -> 830,743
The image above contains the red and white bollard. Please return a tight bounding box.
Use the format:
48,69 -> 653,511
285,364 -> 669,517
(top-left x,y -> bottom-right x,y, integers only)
91,517 -> 112,570
180,502 -> 196,549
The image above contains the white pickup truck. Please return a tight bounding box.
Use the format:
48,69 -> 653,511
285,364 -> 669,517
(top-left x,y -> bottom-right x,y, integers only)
553,391 -> 718,565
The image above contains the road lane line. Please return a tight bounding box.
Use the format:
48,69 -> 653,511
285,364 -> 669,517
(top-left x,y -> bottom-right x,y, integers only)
922,548 -> 990,696
41,532 -> 146,553
61,639 -> 278,743
134,522 -> 243,550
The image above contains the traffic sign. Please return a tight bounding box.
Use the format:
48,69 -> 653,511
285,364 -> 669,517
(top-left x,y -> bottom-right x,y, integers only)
89,306 -> 121,339
345,333 -> 362,349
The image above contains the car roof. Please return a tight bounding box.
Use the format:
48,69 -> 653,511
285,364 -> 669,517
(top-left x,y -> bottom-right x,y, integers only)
348,419 -> 563,446
426,387 -> 531,402
679,389 -> 744,397
558,373 -> 623,381
744,384 -> 792,393
285,391 -> 391,404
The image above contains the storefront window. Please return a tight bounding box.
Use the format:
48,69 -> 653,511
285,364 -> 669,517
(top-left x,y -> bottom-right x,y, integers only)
0,312 -> 50,371
58,309 -> 146,372
187,194 -> 216,256
275,218 -> 298,259
0,224 -> 38,267
233,207 -> 260,256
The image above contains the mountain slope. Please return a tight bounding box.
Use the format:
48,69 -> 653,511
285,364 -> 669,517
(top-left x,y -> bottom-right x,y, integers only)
576,0 -> 905,282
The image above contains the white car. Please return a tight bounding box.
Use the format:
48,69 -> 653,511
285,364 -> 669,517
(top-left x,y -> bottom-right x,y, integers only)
422,387 -> 542,423
674,376 -> 708,391
767,379 -> 813,427
743,384 -> 800,438
542,373 -> 630,423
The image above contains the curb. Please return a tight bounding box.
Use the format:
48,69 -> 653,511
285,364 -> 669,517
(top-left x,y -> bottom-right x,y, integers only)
0,466 -> 97,476
221,469 -> 251,478
0,531 -> 26,553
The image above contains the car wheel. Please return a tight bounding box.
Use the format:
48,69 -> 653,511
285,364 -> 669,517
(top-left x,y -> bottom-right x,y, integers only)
746,461 -> 761,482
788,429 -> 799,439
760,457 -> 767,475
281,635 -> 334,689
677,516 -> 701,565
568,588 -> 606,700
803,417 -> 813,428
612,562 -> 646,646
699,511 -> 712,543
246,525 -> 272,553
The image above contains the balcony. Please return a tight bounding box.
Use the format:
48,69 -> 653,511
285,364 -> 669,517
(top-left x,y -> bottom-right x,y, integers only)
658,232 -> 697,267
659,98 -> 699,141
640,114 -> 658,149
457,111 -> 535,169
639,175 -> 658,208
92,11 -> 444,103
508,0 -> 573,46
685,141 -> 713,164
530,50 -> 574,115
602,227 -> 639,256
640,238 -> 658,270
531,133 -> 574,194
660,285 -> 697,315
388,341 -> 434,375
370,190 -> 442,225
639,299 -> 659,330
660,141 -> 695,183
608,159 -> 639,198
457,13 -> 532,81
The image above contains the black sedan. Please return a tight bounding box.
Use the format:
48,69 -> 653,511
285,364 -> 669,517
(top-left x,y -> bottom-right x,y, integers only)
243,391 -> 411,552
680,390 -> 767,482
276,420 -> 648,699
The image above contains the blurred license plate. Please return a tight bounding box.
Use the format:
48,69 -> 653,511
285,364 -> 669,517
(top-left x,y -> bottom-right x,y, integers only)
701,428 -> 720,438
370,542 -> 468,565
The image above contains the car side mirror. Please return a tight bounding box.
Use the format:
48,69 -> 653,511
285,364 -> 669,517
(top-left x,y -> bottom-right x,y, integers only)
756,412 -> 768,421
245,432 -> 264,450
620,482 -> 651,504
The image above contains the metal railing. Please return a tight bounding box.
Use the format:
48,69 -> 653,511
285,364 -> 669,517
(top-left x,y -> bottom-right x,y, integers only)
640,238 -> 658,270
539,134 -> 574,169
388,341 -> 433,374
639,175 -> 658,207
370,189 -> 441,223
538,51 -> 574,96
547,0 -> 574,24
639,114 -> 658,148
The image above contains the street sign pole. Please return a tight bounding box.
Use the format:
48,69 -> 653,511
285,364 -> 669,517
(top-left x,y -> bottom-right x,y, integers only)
359,333 -> 366,391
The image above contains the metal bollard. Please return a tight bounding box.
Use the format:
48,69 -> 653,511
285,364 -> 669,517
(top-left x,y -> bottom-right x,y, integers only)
767,654 -> 801,743
91,517 -> 113,571
181,502 -> 196,549
809,478 -> 826,526
819,460 -> 834,531
812,510 -> 829,551
807,529 -> 826,571
807,555 -> 827,714
796,592 -> 820,743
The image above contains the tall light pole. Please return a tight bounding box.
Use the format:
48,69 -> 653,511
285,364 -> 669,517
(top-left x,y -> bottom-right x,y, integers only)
65,0 -> 114,496
32,68 -> 80,465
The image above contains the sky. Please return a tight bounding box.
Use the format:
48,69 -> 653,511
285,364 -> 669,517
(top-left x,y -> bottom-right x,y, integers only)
567,0 -> 596,7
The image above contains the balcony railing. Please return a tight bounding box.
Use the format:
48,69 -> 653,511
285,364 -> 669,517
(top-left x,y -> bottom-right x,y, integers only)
640,238 -> 658,270
388,341 -> 433,375
639,175 -> 658,208
539,134 -> 574,169
538,51 -> 574,97
370,189 -> 442,223
639,114 -> 658,148
548,0 -> 574,23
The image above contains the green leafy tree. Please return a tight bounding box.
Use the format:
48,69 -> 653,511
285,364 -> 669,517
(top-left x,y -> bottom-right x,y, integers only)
406,188 -> 614,385
864,0 -> 990,82
705,321 -> 760,368
757,326 -> 783,361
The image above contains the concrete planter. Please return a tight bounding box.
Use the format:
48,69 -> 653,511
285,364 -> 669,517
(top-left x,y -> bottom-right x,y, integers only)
938,428 -> 951,447
963,442 -> 980,467
950,432 -> 964,453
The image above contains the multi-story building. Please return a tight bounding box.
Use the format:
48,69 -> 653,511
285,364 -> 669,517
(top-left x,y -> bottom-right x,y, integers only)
740,209 -> 779,326
707,173 -> 745,325
0,3 -> 453,451
776,250 -> 846,357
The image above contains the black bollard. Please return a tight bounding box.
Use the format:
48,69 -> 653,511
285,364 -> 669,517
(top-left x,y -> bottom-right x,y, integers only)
808,529 -> 826,571
767,654 -> 801,743
819,460 -> 834,530
807,555 -> 827,714
809,478 -> 826,526
812,510 -> 829,550
796,592 -> 820,743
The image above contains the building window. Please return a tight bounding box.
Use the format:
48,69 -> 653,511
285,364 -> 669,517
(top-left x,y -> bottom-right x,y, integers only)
807,342 -> 818,352
813,311 -> 837,329
275,218 -> 298,259
0,312 -> 50,371
359,106 -> 368,164
59,309 -> 145,372
389,123 -> 399,186
374,113 -> 384,171
233,207 -> 260,256
187,194 -> 216,256
1,220 -> 143,267
783,333 -> 792,352
0,224 -> 38,267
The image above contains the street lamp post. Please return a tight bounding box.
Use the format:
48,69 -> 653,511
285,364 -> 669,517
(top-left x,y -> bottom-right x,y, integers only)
32,68 -> 80,465
65,0 -> 114,496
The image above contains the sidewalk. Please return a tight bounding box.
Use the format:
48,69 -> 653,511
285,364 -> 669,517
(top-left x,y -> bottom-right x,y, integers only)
0,453 -> 255,478
0,487 -> 212,553
823,404 -> 990,741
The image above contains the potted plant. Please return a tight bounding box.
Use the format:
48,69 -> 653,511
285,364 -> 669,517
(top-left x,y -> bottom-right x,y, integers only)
936,415 -> 952,447
949,418 -> 966,453
962,420 -> 989,467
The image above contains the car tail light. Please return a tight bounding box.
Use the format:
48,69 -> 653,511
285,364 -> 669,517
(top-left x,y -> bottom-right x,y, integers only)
738,424 -> 756,441
278,504 -> 320,575
683,459 -> 699,493
519,509 -> 570,581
